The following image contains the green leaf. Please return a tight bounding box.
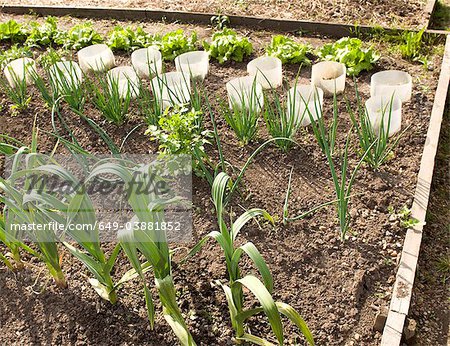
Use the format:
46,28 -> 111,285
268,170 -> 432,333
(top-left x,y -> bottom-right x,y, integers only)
235,275 -> 284,345
231,208 -> 273,241
237,333 -> 276,346
276,302 -> 315,346
232,242 -> 273,293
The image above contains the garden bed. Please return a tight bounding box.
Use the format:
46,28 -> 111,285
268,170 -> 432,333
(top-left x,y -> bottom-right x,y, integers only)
4,0 -> 433,29
0,14 -> 446,346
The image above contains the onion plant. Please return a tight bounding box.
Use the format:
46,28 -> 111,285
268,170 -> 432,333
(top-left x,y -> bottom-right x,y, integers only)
87,70 -> 133,125
30,68 -> 55,109
222,80 -> 262,145
308,90 -> 338,156
186,172 -> 314,345
48,62 -> 86,112
263,87 -> 299,152
90,161 -> 196,345
150,72 -> 192,119
0,63 -> 32,112
305,92 -> 375,240
348,88 -> 408,169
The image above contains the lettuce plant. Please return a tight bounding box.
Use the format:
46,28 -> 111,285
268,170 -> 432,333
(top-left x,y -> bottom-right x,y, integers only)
266,35 -> 311,64
0,20 -> 27,43
317,37 -> 379,76
54,22 -> 103,50
25,17 -> 59,47
157,30 -> 197,61
106,25 -> 152,51
0,45 -> 33,69
203,28 -> 252,63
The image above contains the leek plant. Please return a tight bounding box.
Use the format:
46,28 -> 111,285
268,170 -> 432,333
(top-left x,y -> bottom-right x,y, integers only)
348,89 -> 408,169
0,211 -> 37,270
222,80 -> 262,145
1,146 -> 144,299
0,147 -> 67,287
34,161 -> 141,303
186,172 -> 314,345
305,93 -> 375,240
89,161 -> 196,345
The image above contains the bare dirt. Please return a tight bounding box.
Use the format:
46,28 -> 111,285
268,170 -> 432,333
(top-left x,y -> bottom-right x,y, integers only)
0,14 -> 446,346
4,0 -> 430,29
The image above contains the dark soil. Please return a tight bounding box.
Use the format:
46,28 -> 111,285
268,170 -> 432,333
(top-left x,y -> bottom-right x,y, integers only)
0,15 -> 446,346
7,0 -> 430,29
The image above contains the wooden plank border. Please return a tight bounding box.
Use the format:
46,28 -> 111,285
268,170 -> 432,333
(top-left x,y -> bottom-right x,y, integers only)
0,5 -> 400,38
381,34 -> 450,346
0,5 -> 448,345
424,0 -> 438,29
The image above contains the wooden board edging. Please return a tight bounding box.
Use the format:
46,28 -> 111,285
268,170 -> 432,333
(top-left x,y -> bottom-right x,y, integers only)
380,34 -> 450,346
424,0 -> 438,29
0,4 -> 407,38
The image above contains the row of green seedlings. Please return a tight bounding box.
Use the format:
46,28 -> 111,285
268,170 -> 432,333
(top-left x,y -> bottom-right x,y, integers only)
0,55 -> 195,123
0,124 -> 314,345
0,18 -> 382,75
225,74 -> 408,240
0,54 -> 408,242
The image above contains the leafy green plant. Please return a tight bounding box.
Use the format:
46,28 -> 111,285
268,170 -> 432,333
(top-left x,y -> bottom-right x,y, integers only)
317,37 -> 379,76
211,14 -> 230,30
399,29 -> 426,61
186,172 -> 314,345
0,45 -> 33,70
263,88 -> 299,152
348,88 -> 408,169
37,47 -> 70,69
106,25 -> 151,52
203,28 -> 252,64
146,105 -> 213,183
25,17 -> 59,47
266,35 -> 311,65
0,20 -> 27,43
54,22 -> 103,50
397,206 -> 420,228
157,30 -> 197,61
